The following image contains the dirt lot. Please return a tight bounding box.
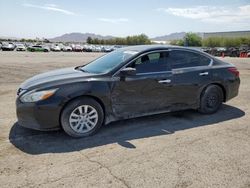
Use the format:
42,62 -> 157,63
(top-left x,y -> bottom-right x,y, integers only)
0,51 -> 250,188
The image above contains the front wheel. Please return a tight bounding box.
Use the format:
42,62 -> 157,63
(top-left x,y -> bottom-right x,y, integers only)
198,85 -> 223,114
61,98 -> 104,137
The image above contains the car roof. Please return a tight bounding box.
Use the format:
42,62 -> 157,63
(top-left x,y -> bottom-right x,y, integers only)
120,45 -> 197,53
119,45 -> 214,59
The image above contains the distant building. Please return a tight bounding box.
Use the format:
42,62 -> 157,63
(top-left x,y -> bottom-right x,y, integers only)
203,30 -> 250,39
151,40 -> 169,44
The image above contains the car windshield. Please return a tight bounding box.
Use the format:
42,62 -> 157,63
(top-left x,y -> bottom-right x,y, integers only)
81,49 -> 138,74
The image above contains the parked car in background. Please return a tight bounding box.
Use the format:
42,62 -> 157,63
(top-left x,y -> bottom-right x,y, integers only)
82,45 -> 93,52
27,45 -> 49,52
247,51 -> 250,57
16,45 -> 240,137
51,45 -> 61,52
92,45 -> 102,52
227,47 -> 239,57
102,46 -> 113,52
73,44 -> 83,52
62,45 -> 73,52
202,45 -> 250,57
1,42 -> 15,51
15,44 -> 26,51
239,45 -> 249,52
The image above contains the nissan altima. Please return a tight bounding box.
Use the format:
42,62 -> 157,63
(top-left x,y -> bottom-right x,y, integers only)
16,45 -> 240,137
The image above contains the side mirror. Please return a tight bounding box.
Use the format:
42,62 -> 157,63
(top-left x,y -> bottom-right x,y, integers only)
120,67 -> 136,76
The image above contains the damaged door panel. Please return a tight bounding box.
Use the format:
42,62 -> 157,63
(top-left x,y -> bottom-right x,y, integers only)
111,71 -> 173,118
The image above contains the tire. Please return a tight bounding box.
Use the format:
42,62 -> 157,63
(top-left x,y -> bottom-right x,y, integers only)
61,97 -> 104,137
198,85 -> 223,114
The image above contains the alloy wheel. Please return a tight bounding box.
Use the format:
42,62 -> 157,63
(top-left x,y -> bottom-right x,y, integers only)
69,105 -> 98,133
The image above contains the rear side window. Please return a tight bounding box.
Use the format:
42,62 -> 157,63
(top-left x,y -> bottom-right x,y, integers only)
169,50 -> 211,69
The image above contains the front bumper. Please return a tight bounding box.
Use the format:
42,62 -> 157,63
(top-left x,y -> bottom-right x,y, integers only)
2,47 -> 14,51
16,98 -> 62,131
16,48 -> 26,51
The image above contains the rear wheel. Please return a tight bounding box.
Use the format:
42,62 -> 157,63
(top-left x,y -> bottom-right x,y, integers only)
198,85 -> 223,114
61,97 -> 104,137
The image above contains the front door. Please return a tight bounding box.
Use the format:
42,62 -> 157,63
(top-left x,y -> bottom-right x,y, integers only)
110,51 -> 174,119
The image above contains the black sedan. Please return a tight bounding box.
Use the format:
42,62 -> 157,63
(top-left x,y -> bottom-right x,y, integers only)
16,45 -> 240,137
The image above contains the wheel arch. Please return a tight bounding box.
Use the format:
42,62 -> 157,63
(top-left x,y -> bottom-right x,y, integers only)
59,95 -> 106,127
201,83 -> 226,102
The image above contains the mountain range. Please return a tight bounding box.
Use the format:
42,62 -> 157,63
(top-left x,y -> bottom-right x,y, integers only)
151,32 -> 204,41
50,32 -> 114,42
151,32 -> 186,41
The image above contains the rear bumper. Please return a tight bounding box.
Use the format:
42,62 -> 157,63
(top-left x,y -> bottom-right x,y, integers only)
16,98 -> 61,131
225,77 -> 240,102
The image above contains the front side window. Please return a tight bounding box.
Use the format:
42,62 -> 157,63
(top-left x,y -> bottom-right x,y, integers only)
169,50 -> 211,69
129,52 -> 170,74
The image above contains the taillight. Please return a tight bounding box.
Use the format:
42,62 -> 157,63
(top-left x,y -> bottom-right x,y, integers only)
228,67 -> 239,77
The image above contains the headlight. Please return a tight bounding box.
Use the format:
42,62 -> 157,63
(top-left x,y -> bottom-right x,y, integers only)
20,89 -> 58,103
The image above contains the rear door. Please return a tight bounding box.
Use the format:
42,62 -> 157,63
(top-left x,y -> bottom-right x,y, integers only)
167,49 -> 212,108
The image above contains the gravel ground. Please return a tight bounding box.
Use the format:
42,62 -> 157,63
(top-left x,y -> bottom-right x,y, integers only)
0,51 -> 249,188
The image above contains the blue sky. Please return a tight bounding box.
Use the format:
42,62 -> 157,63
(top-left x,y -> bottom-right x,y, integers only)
0,0 -> 250,38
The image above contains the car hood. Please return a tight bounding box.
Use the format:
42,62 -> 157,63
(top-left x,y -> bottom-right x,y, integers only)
20,67 -> 95,90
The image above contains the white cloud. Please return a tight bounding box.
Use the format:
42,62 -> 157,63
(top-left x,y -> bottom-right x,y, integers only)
157,5 -> 250,23
98,18 -> 129,23
23,3 -> 76,15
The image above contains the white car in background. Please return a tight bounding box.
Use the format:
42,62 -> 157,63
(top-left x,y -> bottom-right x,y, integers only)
92,45 -> 102,52
51,45 -> 61,52
102,46 -> 113,52
15,44 -> 26,51
62,45 -> 73,52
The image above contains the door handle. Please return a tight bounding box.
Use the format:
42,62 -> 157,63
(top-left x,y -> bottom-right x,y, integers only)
199,72 -> 209,76
158,79 -> 171,84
